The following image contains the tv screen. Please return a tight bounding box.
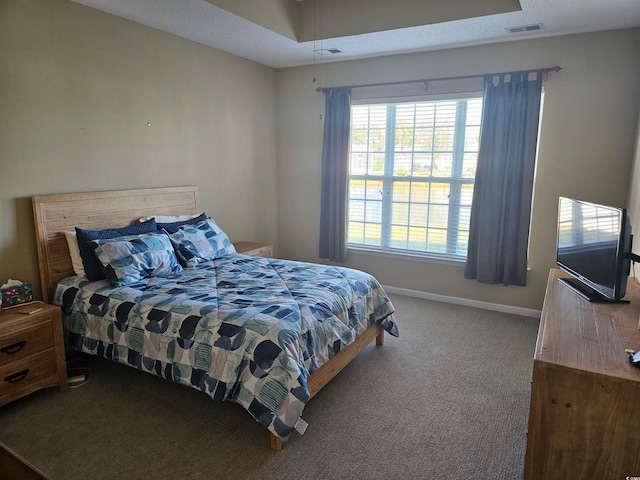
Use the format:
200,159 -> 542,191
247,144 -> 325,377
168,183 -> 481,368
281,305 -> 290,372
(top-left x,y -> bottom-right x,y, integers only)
556,197 -> 631,302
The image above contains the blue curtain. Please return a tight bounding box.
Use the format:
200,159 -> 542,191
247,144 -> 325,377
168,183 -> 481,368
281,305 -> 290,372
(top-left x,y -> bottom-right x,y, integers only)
319,87 -> 351,262
465,71 -> 543,286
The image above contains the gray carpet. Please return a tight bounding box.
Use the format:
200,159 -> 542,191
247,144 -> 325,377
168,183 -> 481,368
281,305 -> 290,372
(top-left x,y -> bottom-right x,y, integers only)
0,294 -> 539,480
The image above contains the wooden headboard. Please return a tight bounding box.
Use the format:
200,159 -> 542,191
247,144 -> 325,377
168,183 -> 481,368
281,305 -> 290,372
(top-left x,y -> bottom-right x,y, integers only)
32,186 -> 199,303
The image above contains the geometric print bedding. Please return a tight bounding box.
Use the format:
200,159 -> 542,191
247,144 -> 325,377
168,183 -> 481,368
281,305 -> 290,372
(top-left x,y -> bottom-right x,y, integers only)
52,253 -> 398,441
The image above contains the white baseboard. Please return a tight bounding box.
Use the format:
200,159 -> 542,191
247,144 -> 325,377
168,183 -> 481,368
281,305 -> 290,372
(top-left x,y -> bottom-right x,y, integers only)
382,285 -> 541,318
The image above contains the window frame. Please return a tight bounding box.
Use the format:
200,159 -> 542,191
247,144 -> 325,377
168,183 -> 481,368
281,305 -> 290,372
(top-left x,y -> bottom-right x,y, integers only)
347,91 -> 484,262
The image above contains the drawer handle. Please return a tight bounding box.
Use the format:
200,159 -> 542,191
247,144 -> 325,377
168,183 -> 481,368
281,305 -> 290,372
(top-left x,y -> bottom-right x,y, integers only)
1,341 -> 27,354
5,369 -> 29,383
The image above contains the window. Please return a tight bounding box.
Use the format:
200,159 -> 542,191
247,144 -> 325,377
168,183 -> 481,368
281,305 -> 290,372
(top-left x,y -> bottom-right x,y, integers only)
347,94 -> 483,260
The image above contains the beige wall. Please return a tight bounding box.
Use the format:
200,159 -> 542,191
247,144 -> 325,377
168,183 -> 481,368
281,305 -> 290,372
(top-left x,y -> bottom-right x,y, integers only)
276,28 -> 640,310
296,0 -> 520,41
627,106 -> 640,258
2,1 -> 639,312
207,0 -> 299,40
0,0 -> 278,299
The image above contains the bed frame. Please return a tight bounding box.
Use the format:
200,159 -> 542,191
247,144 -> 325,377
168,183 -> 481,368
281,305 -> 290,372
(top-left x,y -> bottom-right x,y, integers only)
32,186 -> 384,451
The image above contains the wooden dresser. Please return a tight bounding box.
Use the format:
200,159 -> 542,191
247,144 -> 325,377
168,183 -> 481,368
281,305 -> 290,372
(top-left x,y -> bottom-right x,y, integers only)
0,442 -> 50,480
234,242 -> 273,258
0,302 -> 67,406
524,269 -> 640,479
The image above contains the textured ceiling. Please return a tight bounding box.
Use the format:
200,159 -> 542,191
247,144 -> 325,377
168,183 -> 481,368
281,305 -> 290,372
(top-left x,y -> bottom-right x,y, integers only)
71,0 -> 640,68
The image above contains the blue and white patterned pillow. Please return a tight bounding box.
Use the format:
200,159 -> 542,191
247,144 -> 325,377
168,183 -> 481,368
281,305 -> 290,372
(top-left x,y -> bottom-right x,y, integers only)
91,232 -> 183,286
76,218 -> 158,281
167,219 -> 236,267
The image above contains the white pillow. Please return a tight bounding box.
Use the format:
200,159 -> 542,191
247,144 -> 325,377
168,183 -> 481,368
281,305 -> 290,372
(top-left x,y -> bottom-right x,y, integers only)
138,213 -> 203,223
64,231 -> 86,277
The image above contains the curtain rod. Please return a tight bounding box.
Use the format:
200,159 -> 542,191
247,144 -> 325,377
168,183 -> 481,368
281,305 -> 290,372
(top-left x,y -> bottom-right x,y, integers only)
316,65 -> 562,93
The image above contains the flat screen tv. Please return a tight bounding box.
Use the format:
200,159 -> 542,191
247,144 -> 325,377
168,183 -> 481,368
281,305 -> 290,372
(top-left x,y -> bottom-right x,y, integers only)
556,196 -> 635,302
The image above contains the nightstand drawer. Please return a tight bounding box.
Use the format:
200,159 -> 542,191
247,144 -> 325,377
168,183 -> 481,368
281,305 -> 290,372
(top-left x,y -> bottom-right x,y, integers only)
234,242 -> 273,258
0,319 -> 55,368
246,245 -> 273,258
0,303 -> 67,406
0,349 -> 58,401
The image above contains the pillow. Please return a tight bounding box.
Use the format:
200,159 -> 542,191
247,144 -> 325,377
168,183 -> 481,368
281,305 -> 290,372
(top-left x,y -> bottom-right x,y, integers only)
157,213 -> 208,234
64,231 -> 86,277
75,218 -> 158,281
166,219 -> 236,267
91,232 -> 182,286
138,213 -> 203,223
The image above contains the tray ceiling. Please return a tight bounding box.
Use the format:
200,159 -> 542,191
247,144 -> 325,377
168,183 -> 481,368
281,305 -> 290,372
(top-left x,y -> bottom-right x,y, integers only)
71,0 -> 640,68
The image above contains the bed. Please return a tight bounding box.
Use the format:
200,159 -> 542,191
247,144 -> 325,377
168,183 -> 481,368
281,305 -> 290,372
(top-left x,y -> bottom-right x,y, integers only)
32,186 -> 398,450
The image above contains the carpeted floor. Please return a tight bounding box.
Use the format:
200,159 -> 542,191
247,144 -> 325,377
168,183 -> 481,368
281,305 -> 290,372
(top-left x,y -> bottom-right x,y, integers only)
0,294 -> 539,480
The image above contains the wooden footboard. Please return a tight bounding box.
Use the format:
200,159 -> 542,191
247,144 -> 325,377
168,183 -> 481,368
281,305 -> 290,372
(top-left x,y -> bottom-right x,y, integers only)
270,323 -> 385,451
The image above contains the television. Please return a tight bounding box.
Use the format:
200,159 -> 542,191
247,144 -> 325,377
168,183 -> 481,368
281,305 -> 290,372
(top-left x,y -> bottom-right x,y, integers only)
556,197 -> 637,303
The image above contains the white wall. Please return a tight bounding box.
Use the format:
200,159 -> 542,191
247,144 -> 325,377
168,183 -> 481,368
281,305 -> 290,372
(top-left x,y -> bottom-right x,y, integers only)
276,28 -> 640,310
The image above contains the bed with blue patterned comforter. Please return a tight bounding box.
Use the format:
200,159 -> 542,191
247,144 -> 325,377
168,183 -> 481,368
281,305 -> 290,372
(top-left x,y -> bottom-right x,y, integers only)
52,253 -> 398,441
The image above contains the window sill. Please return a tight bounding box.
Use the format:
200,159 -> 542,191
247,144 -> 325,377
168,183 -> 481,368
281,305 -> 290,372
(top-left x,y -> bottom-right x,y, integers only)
347,245 -> 466,267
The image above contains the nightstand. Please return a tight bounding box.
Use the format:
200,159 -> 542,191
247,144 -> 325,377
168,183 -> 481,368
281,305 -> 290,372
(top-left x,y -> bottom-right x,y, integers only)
234,242 -> 273,258
0,302 -> 67,406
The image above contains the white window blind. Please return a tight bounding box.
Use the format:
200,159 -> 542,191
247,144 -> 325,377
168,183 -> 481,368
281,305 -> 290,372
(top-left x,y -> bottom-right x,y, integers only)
348,94 -> 483,260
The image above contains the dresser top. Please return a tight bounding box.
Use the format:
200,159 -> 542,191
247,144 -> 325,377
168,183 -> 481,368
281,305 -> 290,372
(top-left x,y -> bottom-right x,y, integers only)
537,269 -> 640,383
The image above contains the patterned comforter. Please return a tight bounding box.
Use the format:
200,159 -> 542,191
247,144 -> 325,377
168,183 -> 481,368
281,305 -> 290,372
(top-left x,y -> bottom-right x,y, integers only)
52,254 -> 398,441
